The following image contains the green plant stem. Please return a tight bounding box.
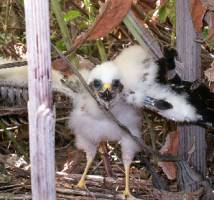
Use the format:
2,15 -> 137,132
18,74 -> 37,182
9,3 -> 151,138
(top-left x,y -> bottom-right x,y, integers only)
51,0 -> 79,66
51,0 -> 72,50
96,40 -> 107,62
83,0 -> 107,62
84,0 -> 94,23
123,14 -> 147,48
4,0 -> 10,39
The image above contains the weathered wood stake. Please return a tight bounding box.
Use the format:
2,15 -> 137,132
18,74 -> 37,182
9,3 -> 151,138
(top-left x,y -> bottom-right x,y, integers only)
176,0 -> 206,191
24,0 -> 56,199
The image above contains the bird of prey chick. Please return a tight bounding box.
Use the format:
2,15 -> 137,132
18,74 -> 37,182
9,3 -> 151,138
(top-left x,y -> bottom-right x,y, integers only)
68,63 -> 141,198
1,44 -> 213,198
0,57 -> 142,198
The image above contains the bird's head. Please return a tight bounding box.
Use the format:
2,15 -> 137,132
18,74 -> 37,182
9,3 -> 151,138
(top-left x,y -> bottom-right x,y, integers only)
88,62 -> 123,108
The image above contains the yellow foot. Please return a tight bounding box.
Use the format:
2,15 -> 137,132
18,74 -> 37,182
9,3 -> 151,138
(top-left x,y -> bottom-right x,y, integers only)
75,180 -> 87,190
123,189 -> 136,199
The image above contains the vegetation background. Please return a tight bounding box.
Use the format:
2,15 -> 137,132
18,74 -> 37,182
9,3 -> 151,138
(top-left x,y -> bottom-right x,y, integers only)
0,0 -> 213,199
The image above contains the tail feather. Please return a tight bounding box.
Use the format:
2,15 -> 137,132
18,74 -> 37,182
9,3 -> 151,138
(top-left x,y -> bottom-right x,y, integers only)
0,62 -> 78,98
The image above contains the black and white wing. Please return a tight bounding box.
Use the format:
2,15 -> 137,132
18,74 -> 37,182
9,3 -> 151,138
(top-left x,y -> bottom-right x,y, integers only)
156,47 -> 214,127
114,45 -> 214,127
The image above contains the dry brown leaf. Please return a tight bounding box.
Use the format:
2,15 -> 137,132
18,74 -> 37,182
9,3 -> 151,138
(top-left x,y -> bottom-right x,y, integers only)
158,130 -> 179,180
159,130 -> 179,155
88,0 -> 133,40
190,0 -> 207,32
52,56 -> 94,77
158,161 -> 176,180
52,58 -> 73,77
73,0 -> 133,49
61,149 -> 85,174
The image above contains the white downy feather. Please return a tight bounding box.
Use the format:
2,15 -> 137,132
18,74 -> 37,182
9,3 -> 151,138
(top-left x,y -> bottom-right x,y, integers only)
69,62 -> 141,166
114,45 -> 201,122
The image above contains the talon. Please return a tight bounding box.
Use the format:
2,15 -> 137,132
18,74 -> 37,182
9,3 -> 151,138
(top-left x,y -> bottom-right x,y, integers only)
122,165 -> 137,199
75,180 -> 87,190
123,189 -> 136,199
75,159 -> 93,190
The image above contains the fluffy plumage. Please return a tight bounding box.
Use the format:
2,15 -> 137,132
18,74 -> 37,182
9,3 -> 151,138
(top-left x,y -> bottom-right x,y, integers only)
69,63 -> 141,161
69,63 -> 141,197
156,47 -> 214,127
114,45 -> 201,122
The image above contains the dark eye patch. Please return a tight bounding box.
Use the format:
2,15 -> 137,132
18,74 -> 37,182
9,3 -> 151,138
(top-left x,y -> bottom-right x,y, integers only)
112,79 -> 121,88
93,79 -> 102,89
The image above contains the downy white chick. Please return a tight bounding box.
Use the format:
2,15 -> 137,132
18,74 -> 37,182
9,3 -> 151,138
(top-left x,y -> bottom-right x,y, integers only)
68,62 -> 141,198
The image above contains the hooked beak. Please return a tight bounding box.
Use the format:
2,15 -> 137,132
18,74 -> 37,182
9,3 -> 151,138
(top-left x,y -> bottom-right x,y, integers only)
98,83 -> 113,102
100,83 -> 111,92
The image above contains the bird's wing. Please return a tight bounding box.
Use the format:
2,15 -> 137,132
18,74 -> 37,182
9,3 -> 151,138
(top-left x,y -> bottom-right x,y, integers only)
155,48 -> 214,127
113,45 -> 203,123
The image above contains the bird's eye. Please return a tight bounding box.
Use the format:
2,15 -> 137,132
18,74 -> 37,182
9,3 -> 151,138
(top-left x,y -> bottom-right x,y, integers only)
93,79 -> 102,88
112,79 -> 121,88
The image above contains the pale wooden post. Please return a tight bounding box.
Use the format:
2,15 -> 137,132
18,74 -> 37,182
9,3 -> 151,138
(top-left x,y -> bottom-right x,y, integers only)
176,0 -> 206,191
24,0 -> 56,199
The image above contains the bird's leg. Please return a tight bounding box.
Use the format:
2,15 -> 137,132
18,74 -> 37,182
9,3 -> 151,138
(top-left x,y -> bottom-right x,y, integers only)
76,159 -> 93,189
123,164 -> 135,199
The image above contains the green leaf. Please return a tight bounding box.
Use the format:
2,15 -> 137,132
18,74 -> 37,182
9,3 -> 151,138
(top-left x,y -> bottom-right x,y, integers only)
63,10 -> 81,22
55,39 -> 66,51
158,5 -> 168,23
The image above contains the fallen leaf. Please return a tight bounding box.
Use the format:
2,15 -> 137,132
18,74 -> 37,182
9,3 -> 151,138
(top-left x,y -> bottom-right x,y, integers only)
190,0 -> 207,32
61,148 -> 85,174
158,161 -> 177,180
159,130 -> 179,155
158,130 -> 179,180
